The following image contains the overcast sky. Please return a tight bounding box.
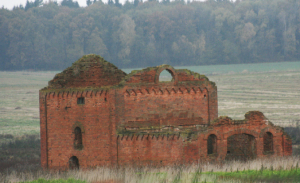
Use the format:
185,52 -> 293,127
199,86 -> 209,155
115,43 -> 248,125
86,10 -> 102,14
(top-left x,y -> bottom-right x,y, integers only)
1,0 -> 92,9
0,0 -> 213,10
1,0 -> 210,9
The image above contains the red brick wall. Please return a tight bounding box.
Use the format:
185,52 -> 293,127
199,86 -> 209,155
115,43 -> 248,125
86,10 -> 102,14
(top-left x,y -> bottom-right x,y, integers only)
39,93 -> 48,169
208,112 -> 293,159
119,65 -> 218,127
40,90 -> 117,169
117,135 -> 200,166
40,91 -> 291,170
124,69 -> 157,84
40,57 -> 291,170
121,85 -> 210,127
283,133 -> 293,156
116,115 -> 292,166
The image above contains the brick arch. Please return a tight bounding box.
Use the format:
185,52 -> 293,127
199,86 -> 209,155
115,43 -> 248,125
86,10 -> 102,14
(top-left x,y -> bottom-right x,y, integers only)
224,128 -> 259,139
203,131 -> 221,140
225,132 -> 257,161
72,121 -> 85,133
154,65 -> 178,85
69,155 -> 79,169
259,127 -> 281,138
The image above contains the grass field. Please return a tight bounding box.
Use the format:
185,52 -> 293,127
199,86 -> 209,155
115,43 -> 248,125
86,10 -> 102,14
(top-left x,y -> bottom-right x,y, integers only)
0,61 -> 300,182
0,71 -> 57,136
2,156 -> 300,183
210,69 -> 300,126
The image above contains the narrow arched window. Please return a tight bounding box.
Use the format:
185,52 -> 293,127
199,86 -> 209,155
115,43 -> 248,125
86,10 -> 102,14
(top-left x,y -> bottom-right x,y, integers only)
207,134 -> 217,155
74,127 -> 82,150
263,132 -> 273,153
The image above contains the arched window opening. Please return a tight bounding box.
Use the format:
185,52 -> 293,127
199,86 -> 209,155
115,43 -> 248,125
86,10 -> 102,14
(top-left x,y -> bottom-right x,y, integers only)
226,133 -> 256,161
263,132 -> 273,153
207,134 -> 217,155
159,69 -> 173,82
74,127 -> 83,150
69,156 -> 79,169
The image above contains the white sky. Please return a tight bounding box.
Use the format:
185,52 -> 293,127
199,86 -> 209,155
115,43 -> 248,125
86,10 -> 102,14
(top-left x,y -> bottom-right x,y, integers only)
1,0 -> 94,9
0,0 -> 209,9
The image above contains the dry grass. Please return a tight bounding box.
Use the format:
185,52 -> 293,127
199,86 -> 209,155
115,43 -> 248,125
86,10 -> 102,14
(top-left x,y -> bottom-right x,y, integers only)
1,156 -> 300,183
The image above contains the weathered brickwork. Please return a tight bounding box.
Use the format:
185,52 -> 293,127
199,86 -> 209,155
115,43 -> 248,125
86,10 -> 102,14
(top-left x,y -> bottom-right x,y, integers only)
39,54 -> 292,170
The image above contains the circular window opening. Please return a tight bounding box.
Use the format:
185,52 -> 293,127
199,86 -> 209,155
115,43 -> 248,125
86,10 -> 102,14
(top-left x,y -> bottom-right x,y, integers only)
159,69 -> 173,82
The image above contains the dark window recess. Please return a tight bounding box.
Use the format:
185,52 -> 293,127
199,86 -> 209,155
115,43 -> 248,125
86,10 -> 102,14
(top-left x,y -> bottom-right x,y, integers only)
263,132 -> 273,153
225,133 -> 256,161
207,134 -> 217,155
74,127 -> 83,150
77,97 -> 85,104
69,156 -> 79,169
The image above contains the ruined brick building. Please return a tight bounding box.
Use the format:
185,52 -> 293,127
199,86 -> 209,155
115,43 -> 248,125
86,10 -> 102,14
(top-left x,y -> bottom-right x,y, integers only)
39,54 -> 292,169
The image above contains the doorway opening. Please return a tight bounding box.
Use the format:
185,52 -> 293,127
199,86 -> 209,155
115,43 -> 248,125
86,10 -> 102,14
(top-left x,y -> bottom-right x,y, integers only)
225,133 -> 256,161
69,156 -> 79,169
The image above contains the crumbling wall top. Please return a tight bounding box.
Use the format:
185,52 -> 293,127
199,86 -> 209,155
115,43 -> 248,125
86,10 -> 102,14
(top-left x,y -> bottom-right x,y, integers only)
120,64 -> 214,86
41,54 -> 216,92
211,111 -> 274,126
43,54 -> 127,90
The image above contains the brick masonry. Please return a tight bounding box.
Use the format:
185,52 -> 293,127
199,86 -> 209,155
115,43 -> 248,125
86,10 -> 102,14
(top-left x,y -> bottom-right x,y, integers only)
39,54 -> 292,170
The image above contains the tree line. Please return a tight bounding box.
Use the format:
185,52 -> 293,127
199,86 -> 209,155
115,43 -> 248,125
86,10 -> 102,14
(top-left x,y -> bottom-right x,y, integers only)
0,0 -> 299,70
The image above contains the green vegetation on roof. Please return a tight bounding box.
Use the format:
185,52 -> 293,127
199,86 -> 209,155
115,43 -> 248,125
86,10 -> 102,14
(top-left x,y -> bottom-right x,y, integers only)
41,55 -> 217,92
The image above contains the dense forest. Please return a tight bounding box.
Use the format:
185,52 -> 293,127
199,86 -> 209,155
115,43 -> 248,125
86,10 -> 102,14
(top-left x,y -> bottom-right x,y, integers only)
0,0 -> 299,70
